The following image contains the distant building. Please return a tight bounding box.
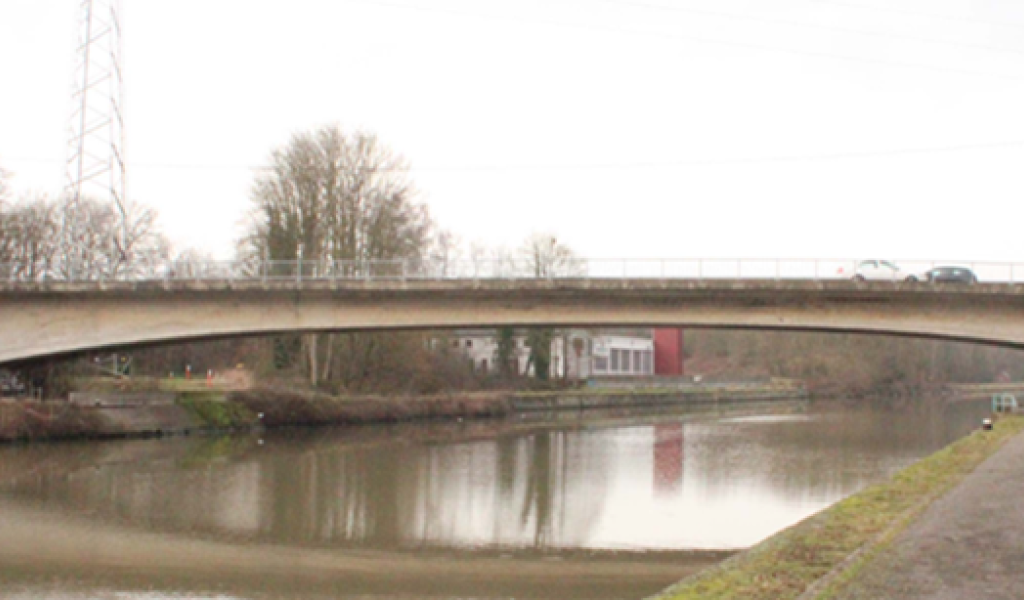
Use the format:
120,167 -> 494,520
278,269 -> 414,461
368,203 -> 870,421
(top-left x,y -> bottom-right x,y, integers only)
445,328 -> 656,379
583,329 -> 655,378
446,329 -> 565,377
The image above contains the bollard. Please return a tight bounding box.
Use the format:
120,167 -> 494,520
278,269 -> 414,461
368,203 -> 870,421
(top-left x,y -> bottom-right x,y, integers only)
185,365 -> 191,380
206,369 -> 213,387
983,418 -> 993,431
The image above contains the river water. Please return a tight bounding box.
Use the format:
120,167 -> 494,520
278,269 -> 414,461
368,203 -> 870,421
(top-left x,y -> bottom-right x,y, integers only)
0,400 -> 990,599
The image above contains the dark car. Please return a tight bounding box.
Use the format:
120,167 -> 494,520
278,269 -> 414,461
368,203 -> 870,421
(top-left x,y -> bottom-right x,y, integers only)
925,266 -> 977,284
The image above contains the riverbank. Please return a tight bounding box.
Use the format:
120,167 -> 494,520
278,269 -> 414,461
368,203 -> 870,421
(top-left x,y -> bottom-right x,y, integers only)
647,414 -> 1024,600
0,382 -> 807,442
830,419 -> 1024,599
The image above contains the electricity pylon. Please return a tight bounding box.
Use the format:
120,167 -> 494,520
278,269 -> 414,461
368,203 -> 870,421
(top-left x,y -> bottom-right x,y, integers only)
63,0 -> 128,277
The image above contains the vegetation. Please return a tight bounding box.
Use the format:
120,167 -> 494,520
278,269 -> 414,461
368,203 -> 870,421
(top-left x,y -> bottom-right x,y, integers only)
0,400 -> 108,442
685,330 -> 1024,400
0,192 -> 168,280
239,125 -> 434,387
517,233 -> 582,380
653,416 -> 1024,600
0,166 -> 9,204
497,327 -> 517,377
176,394 -> 255,428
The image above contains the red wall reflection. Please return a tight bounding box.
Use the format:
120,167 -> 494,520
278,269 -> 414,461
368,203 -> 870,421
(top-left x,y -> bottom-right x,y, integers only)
653,423 -> 683,495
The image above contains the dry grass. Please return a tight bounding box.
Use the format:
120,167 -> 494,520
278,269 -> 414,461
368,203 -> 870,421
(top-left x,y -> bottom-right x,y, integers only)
652,416 -> 1024,600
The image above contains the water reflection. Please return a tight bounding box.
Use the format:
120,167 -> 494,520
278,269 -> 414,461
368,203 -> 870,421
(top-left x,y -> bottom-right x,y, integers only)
0,401 -> 987,552
0,400 -> 991,599
654,423 -> 684,495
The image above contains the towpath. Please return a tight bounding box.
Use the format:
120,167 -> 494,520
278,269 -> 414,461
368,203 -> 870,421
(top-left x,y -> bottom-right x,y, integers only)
835,429 -> 1024,599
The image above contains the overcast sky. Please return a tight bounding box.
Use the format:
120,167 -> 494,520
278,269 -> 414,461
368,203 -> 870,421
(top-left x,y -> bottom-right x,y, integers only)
2,0 -> 1024,262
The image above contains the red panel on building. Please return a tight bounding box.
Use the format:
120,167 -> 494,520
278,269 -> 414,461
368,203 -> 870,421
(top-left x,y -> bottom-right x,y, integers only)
654,328 -> 684,376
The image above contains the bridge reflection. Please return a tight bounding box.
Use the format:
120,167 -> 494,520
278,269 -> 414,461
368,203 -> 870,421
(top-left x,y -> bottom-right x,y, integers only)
0,402 -> 989,551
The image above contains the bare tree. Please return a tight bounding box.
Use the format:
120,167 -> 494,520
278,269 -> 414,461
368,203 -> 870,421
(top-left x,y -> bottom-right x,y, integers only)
244,126 -> 431,268
515,234 -> 584,380
491,246 -> 517,278
167,248 -> 217,279
0,194 -> 59,279
468,241 -> 489,278
1,194 -> 169,281
0,166 -> 10,205
242,125 -> 434,386
428,230 -> 462,277
56,196 -> 170,280
112,200 -> 170,279
519,233 -> 585,278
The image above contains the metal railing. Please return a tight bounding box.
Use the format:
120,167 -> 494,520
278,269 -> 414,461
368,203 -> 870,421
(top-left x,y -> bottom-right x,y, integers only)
1,258 -> 1022,284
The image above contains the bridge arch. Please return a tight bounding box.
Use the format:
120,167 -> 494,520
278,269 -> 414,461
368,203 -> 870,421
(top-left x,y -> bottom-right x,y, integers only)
3,279 -> 1024,364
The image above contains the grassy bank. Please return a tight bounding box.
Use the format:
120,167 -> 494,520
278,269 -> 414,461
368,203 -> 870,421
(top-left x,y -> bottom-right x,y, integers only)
0,383 -> 805,442
650,415 -> 1024,600
0,400 -> 108,442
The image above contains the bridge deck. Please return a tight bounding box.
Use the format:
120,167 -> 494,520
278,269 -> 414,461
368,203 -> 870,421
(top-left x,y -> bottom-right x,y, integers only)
3,279 -> 1024,364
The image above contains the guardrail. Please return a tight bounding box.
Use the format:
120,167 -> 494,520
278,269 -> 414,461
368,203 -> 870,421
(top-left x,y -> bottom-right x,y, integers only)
1,258 -> 1022,284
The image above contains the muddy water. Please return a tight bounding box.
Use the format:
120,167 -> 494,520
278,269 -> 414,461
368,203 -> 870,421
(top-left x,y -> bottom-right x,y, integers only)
0,400 -> 990,599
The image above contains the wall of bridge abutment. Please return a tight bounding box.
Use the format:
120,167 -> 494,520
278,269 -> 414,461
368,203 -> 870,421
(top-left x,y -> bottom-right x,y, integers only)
3,279 -> 1024,364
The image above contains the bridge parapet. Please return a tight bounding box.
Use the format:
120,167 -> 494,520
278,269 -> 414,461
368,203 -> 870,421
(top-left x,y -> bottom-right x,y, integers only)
2,277 -> 1022,299
3,258 -> 1024,285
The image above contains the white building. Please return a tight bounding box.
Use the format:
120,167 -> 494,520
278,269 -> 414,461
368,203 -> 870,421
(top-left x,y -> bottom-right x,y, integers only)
446,329 -> 654,379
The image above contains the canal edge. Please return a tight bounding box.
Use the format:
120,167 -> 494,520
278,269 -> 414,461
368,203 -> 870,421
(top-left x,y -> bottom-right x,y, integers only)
644,415 -> 1024,600
795,484 -> 944,600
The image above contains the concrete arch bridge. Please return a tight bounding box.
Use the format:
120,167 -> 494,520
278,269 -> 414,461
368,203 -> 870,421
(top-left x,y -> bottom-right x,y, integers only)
2,278 -> 1024,364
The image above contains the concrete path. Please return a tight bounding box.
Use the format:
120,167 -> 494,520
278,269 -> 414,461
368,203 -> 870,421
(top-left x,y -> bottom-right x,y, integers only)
835,431 -> 1024,599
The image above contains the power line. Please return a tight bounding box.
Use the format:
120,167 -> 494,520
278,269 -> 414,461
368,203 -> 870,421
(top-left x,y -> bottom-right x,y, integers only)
5,139 -> 1024,173
343,0 -> 1024,84
596,0 -> 1024,58
811,0 -> 1024,31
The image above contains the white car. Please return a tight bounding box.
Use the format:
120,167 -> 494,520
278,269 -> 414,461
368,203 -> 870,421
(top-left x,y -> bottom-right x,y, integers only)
838,260 -> 921,282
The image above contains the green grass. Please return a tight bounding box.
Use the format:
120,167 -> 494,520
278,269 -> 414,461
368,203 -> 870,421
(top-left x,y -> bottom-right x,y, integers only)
177,394 -> 256,428
651,416 -> 1024,600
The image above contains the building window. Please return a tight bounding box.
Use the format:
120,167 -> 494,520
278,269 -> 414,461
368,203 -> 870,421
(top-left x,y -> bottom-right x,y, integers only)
623,350 -> 631,373
451,340 -> 458,348
633,350 -> 642,373
642,351 -> 652,374
594,356 -> 608,372
466,340 -> 473,348
481,359 -> 488,373
610,350 -> 620,372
